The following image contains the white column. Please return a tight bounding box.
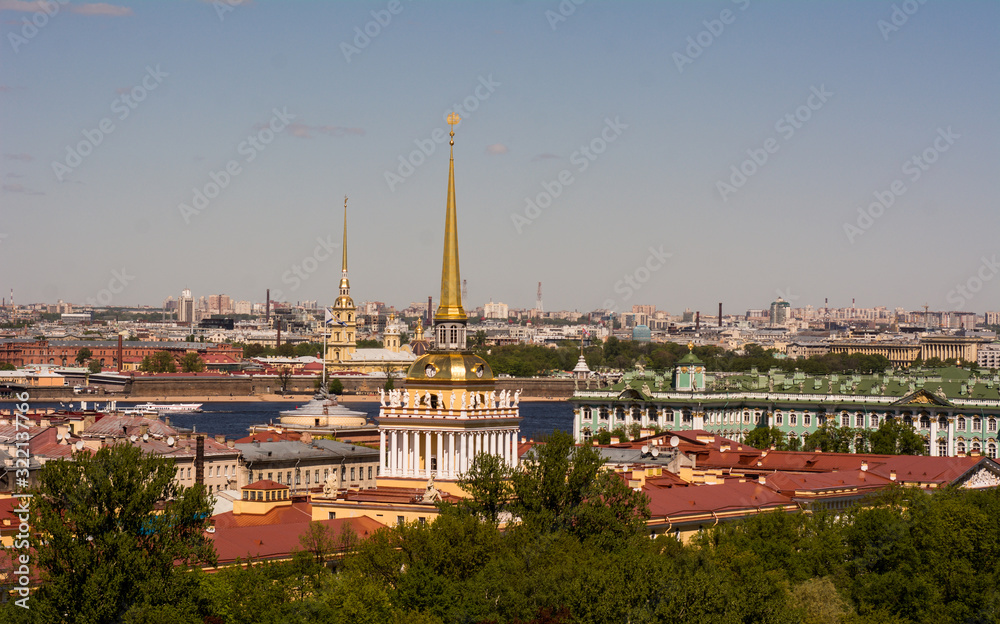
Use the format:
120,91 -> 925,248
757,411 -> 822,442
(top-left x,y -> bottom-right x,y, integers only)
402,430 -> 409,477
435,431 -> 442,476
448,432 -> 455,478
930,418 -> 939,456
379,429 -> 386,475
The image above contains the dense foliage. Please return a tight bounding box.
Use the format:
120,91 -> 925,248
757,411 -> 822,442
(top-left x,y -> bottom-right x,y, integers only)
477,339 -> 895,377
6,434 -> 1000,623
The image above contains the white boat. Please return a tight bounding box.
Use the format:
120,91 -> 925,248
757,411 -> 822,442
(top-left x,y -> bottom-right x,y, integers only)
131,402 -> 204,414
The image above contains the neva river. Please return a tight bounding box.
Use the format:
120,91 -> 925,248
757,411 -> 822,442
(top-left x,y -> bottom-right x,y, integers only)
10,400 -> 574,441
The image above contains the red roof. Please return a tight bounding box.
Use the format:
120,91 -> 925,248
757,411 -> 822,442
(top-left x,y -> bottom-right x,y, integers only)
213,501 -> 313,529
235,431 -> 302,444
645,480 -> 794,518
210,516 -> 384,565
244,480 -> 287,491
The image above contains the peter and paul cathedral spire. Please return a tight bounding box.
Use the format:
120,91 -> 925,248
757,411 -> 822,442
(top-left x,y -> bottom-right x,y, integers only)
327,196 -> 356,363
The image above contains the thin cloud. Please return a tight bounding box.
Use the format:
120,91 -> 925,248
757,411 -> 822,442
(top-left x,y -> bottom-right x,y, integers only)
69,3 -> 133,16
278,123 -> 365,139
3,183 -> 44,195
5,153 -> 33,161
532,153 -> 559,161
486,143 -> 508,155
0,1 -> 133,15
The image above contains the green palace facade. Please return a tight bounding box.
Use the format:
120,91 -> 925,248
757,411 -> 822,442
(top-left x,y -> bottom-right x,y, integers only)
570,350 -> 1000,458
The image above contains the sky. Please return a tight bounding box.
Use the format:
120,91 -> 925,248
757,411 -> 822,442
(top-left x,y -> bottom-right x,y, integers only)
1,0 -> 998,317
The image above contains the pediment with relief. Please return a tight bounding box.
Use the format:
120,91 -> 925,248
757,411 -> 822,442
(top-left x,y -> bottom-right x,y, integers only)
892,388 -> 953,407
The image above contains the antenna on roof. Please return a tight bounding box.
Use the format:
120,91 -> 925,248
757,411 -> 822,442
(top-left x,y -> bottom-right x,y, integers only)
651,447 -> 660,458
142,433 -> 149,442
670,436 -> 680,447
167,436 -> 175,447
75,441 -> 84,451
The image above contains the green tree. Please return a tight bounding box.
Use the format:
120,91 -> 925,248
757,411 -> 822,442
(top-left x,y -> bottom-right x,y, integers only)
870,419 -> 925,455
0,362 -> 15,371
75,347 -> 92,365
744,426 -> 789,450
276,366 -> 293,394
804,423 -> 855,453
27,444 -> 215,623
275,343 -> 295,357
328,378 -> 344,395
140,351 -> 178,373
180,352 -> 205,373
87,359 -> 103,374
456,452 -> 514,524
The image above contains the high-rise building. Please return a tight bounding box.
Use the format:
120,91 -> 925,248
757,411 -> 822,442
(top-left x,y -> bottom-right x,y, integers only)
178,289 -> 194,324
770,298 -> 790,326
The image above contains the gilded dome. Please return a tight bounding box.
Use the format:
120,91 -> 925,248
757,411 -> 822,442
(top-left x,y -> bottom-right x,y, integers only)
406,352 -> 494,384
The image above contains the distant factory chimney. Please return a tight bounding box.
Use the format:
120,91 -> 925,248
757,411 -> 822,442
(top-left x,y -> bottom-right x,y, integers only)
117,335 -> 123,373
718,302 -> 723,327
427,296 -> 433,327
695,311 -> 700,332
266,289 -> 271,323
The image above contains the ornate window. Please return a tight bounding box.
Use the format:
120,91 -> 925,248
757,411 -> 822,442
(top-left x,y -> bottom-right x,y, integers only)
989,443 -> 997,459
958,417 -> 966,431
938,439 -> 948,456
870,415 -> 879,428
856,414 -> 865,428
958,441 -> 967,454
789,413 -> 798,426
841,413 -> 850,427
804,414 -> 812,427
973,418 -> 982,431
990,419 -> 997,432
775,412 -> 783,425
973,441 -> 982,454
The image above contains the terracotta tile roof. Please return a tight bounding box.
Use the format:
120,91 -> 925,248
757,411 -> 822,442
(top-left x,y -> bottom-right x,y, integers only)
212,501 -> 314,529
763,470 -> 892,496
210,516 -> 384,565
234,431 -> 302,444
645,480 -> 794,518
245,480 -> 287,491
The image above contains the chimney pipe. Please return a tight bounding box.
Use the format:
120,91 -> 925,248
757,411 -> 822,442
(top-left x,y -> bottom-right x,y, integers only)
266,289 -> 270,323
196,435 -> 205,486
427,296 -> 433,327
695,311 -> 700,332
117,335 -> 123,373
718,302 -> 723,327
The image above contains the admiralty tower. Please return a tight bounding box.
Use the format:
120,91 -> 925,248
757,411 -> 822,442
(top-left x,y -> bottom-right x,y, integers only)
376,114 -> 522,488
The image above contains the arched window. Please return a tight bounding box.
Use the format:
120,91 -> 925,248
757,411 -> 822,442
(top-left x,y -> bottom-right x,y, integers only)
682,410 -> 693,425
920,416 -> 931,429
775,412 -> 783,425
803,413 -> 812,427
958,417 -> 966,431
973,418 -> 982,431
841,413 -> 850,427
599,406 -> 608,421
958,441 -> 967,454
870,414 -> 880,428
856,414 -> 864,428
989,443 -> 997,459
938,439 -> 948,456
989,419 -> 997,432
647,407 -> 657,422
632,406 -> 641,421
789,413 -> 798,427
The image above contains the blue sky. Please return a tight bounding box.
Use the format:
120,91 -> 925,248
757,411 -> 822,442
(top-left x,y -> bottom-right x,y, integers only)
2,0 -> 998,316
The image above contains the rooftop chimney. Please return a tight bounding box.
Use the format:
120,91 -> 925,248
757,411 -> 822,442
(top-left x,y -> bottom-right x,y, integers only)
718,302 -> 723,327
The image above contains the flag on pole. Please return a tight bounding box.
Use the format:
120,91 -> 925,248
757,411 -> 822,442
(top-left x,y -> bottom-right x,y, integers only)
324,308 -> 335,325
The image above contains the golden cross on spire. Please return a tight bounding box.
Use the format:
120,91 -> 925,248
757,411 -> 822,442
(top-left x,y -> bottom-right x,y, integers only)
447,112 -> 461,145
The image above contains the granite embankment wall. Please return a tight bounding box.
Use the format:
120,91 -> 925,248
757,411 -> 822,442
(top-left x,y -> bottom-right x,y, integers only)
20,376 -> 582,401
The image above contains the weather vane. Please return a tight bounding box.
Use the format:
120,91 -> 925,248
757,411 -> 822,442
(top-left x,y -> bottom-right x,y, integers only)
447,112 -> 461,145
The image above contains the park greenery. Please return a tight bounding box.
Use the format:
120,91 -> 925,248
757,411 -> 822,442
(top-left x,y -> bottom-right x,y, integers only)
5,433 -> 1000,623
475,337 -> 902,378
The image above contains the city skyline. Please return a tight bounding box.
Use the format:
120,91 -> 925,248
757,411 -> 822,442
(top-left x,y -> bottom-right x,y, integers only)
2,1 -> 998,313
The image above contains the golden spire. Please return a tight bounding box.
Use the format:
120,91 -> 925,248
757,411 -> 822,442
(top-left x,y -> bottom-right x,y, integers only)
341,196 -> 349,276
337,196 -> 351,301
435,113 -> 467,322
